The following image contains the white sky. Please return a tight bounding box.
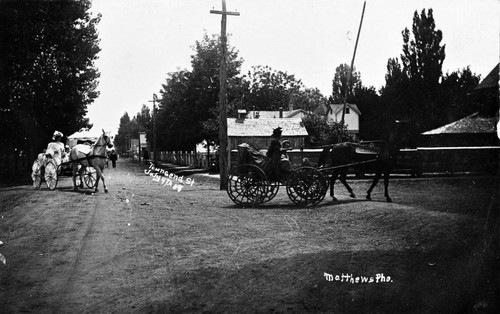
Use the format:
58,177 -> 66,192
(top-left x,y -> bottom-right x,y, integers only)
86,0 -> 499,135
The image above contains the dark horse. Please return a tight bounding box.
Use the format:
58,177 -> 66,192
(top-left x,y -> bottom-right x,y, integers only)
317,140 -> 398,202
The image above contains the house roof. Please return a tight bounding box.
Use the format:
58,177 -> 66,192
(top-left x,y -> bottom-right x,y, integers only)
329,104 -> 361,115
247,109 -> 308,119
228,118 -> 308,137
476,63 -> 499,90
422,113 -> 498,135
313,103 -> 361,116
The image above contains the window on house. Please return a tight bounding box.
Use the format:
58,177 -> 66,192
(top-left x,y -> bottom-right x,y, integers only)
346,108 -> 350,114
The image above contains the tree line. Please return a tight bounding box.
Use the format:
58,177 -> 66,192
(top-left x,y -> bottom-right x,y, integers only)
117,9 -> 486,154
0,0 -> 100,180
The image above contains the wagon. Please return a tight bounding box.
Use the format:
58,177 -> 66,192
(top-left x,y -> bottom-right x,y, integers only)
226,142 -> 384,207
31,157 -> 97,190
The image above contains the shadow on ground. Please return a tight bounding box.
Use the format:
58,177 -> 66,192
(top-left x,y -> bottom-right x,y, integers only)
143,242 -> 498,313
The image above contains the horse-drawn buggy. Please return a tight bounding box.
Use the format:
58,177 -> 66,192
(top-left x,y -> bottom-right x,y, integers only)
31,129 -> 113,192
227,128 -> 396,207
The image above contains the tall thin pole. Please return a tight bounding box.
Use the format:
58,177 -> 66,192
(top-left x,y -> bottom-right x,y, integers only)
149,93 -> 158,164
340,1 -> 366,139
211,0 -> 239,190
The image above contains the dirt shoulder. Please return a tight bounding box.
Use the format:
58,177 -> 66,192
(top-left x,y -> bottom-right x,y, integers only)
0,160 -> 498,313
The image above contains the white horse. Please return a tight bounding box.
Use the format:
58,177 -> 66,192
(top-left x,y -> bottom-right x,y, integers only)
70,129 -> 113,193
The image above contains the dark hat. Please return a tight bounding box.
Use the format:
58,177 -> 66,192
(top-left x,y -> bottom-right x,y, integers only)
271,127 -> 282,138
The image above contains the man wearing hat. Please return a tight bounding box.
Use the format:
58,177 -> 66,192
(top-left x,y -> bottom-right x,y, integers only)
266,127 -> 293,181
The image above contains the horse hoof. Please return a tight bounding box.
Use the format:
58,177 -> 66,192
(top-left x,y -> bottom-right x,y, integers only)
104,189 -> 108,193
366,195 -> 372,200
386,197 -> 392,202
331,196 -> 337,201
350,193 -> 356,198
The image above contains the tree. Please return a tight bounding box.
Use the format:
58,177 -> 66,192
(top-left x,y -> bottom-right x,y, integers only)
0,0 -> 101,178
381,8 -> 446,141
302,113 -> 354,147
114,112 -> 132,154
439,67 -> 481,120
331,63 -> 362,103
241,65 -> 304,111
293,88 -> 328,113
156,33 -> 243,151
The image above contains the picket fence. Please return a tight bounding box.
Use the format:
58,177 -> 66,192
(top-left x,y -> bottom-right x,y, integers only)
151,151 -> 217,169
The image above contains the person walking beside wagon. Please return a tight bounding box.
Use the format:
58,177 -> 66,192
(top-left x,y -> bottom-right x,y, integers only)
109,149 -> 118,168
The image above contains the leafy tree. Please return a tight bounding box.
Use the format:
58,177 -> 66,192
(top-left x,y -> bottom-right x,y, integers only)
0,0 -> 101,167
293,88 -> 328,113
155,33 -> 243,151
114,112 -> 132,153
302,113 -> 354,147
381,8 -> 446,141
241,65 -> 304,111
439,67 -> 481,120
331,63 -> 362,103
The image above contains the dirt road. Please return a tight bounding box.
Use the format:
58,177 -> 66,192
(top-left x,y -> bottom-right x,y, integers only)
0,160 -> 498,313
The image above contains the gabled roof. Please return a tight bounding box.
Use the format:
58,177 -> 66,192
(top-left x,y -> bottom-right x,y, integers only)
314,103 -> 361,116
422,113 -> 497,135
329,104 -> 361,115
476,63 -> 499,90
228,118 -> 308,137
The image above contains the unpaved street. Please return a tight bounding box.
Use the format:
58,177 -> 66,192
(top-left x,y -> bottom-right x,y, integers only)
0,160 -> 498,313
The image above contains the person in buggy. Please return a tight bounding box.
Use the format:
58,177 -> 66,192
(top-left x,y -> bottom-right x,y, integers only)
38,131 -> 67,171
266,127 -> 293,181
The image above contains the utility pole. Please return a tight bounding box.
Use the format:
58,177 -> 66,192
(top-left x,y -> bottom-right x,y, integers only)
340,1 -> 366,141
211,0 -> 239,190
148,93 -> 158,164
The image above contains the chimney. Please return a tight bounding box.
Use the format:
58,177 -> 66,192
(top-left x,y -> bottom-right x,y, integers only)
279,107 -> 283,118
236,109 -> 247,123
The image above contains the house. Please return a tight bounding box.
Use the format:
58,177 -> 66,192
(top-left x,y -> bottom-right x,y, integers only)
227,118 -> 308,151
314,103 -> 361,134
227,117 -> 309,168
419,112 -> 498,174
421,112 -> 498,147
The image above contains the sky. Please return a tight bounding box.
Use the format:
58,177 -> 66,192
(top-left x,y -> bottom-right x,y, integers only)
86,0 -> 499,135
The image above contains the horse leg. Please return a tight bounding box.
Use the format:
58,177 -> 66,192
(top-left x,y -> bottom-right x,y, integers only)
339,171 -> 355,198
78,166 -> 85,188
94,166 -> 107,193
366,171 -> 381,200
384,170 -> 392,202
330,172 -> 339,201
72,163 -> 79,191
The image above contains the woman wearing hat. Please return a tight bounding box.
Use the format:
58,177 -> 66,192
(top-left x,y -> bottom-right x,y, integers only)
266,127 -> 293,181
45,131 -> 66,168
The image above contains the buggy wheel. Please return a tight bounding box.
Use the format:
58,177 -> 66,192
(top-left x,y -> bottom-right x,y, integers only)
83,167 -> 97,188
31,159 -> 42,189
286,167 -> 328,206
44,160 -> 58,190
263,181 -> 280,203
227,164 -> 268,206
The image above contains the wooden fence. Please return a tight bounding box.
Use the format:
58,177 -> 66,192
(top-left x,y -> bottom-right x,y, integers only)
150,146 -> 499,176
150,151 -> 218,170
